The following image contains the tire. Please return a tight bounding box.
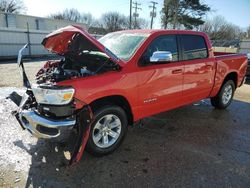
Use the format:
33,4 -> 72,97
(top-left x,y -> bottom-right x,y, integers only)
210,80 -> 235,109
86,105 -> 128,156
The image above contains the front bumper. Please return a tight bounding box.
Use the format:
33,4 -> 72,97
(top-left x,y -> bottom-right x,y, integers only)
10,90 -> 76,139
9,89 -> 93,165
16,109 -> 76,139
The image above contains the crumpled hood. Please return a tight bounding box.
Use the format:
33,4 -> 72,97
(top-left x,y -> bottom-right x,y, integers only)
41,25 -> 125,67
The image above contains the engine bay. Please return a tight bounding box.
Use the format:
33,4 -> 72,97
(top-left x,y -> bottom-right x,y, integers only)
36,51 -> 119,84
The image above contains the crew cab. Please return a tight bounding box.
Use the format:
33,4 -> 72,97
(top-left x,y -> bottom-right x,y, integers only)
10,25 -> 248,164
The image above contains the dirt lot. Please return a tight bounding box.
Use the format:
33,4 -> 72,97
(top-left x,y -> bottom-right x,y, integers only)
0,59 -> 48,87
0,60 -> 250,188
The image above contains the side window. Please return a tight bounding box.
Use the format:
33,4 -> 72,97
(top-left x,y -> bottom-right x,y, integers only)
181,35 -> 208,60
139,35 -> 178,66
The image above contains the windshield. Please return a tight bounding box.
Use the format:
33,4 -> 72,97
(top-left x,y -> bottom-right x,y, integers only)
99,32 -> 149,61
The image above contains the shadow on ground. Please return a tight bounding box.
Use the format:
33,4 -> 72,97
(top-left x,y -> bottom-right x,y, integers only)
245,78 -> 250,85
13,99 -> 250,188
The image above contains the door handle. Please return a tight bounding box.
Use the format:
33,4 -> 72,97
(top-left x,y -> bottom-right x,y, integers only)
172,69 -> 182,74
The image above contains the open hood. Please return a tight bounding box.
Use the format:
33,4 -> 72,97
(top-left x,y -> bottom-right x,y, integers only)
42,25 -> 125,67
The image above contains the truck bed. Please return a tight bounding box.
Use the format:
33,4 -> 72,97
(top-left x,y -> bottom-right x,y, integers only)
210,52 -> 247,70
209,52 -> 248,97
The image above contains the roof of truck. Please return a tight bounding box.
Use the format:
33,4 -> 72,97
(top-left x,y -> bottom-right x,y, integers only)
112,29 -> 207,37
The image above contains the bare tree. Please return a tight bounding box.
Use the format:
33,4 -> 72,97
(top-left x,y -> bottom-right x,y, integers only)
49,9 -> 148,32
63,8 -> 81,22
101,11 -> 149,32
80,13 -> 93,27
246,26 -> 250,39
101,12 -> 128,32
131,17 -> 149,29
49,10 -> 99,29
0,0 -> 26,13
80,13 -> 100,29
199,16 -> 242,40
49,8 -> 81,22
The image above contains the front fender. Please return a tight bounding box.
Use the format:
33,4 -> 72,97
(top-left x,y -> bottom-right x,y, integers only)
69,105 -> 93,165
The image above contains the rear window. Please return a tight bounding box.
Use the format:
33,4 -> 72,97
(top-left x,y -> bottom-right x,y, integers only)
181,35 -> 208,60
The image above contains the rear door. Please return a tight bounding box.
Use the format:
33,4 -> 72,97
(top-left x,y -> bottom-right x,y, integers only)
136,35 -> 184,119
179,35 -> 215,104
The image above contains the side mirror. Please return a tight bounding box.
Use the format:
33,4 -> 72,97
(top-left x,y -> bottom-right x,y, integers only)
150,51 -> 173,63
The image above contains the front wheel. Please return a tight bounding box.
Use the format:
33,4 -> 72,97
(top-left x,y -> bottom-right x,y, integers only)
86,105 -> 128,156
210,80 -> 235,109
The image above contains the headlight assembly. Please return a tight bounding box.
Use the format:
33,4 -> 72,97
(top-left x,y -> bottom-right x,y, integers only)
32,85 -> 75,105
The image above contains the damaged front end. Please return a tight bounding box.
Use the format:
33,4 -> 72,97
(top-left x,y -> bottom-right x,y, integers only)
13,85 -> 77,140
10,72 -> 93,165
9,25 -> 124,165
10,85 -> 93,165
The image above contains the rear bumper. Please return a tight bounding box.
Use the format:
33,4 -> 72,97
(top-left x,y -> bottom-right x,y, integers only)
16,109 -> 76,139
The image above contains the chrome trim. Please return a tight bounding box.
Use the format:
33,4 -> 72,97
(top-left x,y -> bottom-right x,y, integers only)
144,98 -> 157,103
150,51 -> 173,62
222,84 -> 233,105
92,114 -> 122,148
18,110 -> 76,139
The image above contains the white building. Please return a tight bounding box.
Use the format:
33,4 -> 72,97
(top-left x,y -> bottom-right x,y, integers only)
0,12 -> 87,59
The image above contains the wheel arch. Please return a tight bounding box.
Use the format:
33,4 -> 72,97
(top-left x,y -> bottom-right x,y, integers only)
223,71 -> 238,87
89,95 -> 134,125
210,71 -> 238,97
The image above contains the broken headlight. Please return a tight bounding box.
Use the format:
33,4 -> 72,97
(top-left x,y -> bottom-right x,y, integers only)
32,85 -> 75,105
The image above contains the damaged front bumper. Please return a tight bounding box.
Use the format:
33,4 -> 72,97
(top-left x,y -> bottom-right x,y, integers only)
11,44 -> 93,165
9,89 -> 93,165
11,90 -> 76,140
16,109 -> 76,139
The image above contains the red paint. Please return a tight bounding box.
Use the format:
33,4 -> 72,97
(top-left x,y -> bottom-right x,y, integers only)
56,27 -> 248,122
42,25 -> 125,67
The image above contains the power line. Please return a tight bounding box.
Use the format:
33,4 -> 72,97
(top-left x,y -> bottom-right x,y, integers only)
132,1 -> 142,29
149,1 -> 158,29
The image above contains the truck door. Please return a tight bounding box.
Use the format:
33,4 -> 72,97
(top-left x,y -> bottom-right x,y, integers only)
179,34 -> 215,104
136,35 -> 184,119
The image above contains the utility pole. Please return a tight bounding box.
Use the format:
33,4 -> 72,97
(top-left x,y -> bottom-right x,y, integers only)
173,0 -> 179,29
149,1 -> 158,29
129,0 -> 132,29
132,2 -> 142,29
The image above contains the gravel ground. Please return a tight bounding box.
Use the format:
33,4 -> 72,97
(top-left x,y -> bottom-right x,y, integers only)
0,58 -> 55,87
0,61 -> 250,187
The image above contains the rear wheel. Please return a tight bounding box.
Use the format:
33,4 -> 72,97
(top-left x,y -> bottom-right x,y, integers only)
210,80 -> 235,109
86,105 -> 128,156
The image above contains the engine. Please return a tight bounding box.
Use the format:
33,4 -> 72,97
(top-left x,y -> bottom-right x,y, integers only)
36,59 -> 94,84
36,51 -> 119,84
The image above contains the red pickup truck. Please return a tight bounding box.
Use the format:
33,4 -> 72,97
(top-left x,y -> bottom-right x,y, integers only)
11,25 -> 248,164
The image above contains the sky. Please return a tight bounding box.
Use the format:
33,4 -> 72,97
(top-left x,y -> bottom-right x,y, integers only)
23,0 -> 250,29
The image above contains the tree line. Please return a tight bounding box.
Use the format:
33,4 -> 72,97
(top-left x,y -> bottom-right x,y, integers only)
0,0 -> 250,40
48,9 -> 149,32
